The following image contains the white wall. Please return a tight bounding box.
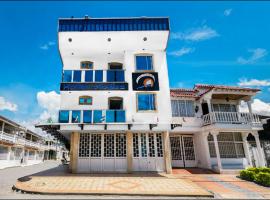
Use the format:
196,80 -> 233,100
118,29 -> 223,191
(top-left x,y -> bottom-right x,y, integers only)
60,32 -> 172,126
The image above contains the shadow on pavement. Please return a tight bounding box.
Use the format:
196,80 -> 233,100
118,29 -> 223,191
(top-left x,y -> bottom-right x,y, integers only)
18,163 -> 167,180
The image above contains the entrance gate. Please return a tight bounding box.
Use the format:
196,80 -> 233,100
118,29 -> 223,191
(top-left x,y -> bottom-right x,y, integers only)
77,133 -> 127,172
170,135 -> 196,168
132,133 -> 165,171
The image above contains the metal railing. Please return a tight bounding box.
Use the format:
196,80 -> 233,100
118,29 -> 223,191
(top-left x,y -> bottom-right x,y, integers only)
0,131 -> 49,150
202,112 -> 261,126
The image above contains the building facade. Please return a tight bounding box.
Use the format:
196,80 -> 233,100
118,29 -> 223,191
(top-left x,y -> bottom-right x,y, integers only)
38,16 -> 266,174
0,115 -> 46,169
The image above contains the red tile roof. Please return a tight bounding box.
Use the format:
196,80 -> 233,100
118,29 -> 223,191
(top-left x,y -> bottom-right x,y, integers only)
194,84 -> 261,92
170,84 -> 260,98
170,89 -> 197,98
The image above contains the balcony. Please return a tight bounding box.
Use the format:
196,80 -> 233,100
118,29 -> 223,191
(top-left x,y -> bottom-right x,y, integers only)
0,131 -> 48,150
59,109 -> 126,124
202,112 -> 261,126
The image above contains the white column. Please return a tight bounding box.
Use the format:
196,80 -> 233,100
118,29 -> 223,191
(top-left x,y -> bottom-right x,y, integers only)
212,132 -> 222,172
206,99 -> 212,113
164,131 -> 172,174
242,132 -> 252,167
247,101 -> 253,114
252,132 -> 266,167
202,132 -> 212,169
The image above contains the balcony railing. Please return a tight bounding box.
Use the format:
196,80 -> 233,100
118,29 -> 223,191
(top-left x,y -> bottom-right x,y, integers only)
0,131 -> 49,150
202,112 -> 261,126
59,109 -> 126,124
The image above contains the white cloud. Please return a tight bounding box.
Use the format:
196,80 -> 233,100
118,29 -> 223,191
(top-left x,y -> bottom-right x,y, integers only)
237,48 -> 268,64
37,91 -> 60,122
171,26 -> 219,42
224,9 -> 232,16
238,78 -> 270,87
48,41 -> 55,46
239,99 -> 270,116
168,47 -> 195,57
40,41 -> 55,50
0,96 -> 18,112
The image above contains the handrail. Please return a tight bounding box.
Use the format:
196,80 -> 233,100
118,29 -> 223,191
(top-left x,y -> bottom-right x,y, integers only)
202,112 -> 261,126
0,131 -> 49,150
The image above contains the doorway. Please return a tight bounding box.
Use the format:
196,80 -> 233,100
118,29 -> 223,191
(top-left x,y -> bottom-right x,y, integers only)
170,135 -> 196,168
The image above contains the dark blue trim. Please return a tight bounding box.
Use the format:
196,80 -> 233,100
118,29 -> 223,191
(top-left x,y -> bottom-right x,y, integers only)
59,18 -> 169,32
60,82 -> 128,91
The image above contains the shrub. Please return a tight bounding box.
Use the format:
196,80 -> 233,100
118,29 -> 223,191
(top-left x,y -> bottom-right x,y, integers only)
259,167 -> 270,174
254,172 -> 270,187
247,167 -> 261,174
240,169 -> 256,181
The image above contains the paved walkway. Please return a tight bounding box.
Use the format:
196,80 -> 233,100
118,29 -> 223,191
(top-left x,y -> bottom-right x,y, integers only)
15,176 -> 212,197
171,169 -> 270,199
2,161 -> 270,199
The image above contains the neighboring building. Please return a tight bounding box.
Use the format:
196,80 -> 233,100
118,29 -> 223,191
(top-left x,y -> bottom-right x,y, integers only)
252,117 -> 270,167
0,115 -> 67,169
170,85 -> 266,173
37,16 -> 267,174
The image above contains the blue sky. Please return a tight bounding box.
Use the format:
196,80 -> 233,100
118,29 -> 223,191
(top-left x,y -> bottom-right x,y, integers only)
0,1 -> 270,130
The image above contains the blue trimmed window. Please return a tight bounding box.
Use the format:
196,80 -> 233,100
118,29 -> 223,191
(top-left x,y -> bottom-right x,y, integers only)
83,110 -> 92,123
85,70 -> 93,82
79,96 -> 92,105
81,61 -> 93,69
73,71 -> 81,82
71,110 -> 81,123
59,110 -> 69,123
95,70 -> 103,82
63,70 -> 72,82
136,55 -> 153,71
107,70 -> 124,82
137,93 -> 156,111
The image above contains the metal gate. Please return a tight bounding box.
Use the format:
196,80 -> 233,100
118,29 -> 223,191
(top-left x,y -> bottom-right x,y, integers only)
77,133 -> 127,172
170,135 -> 196,168
132,133 -> 165,171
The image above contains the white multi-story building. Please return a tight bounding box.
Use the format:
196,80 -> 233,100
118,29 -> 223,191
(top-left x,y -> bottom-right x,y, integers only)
0,115 -> 47,169
37,16 -> 266,173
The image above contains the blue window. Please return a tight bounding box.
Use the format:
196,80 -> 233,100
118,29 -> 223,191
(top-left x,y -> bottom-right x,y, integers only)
85,70 -> 93,82
83,110 -> 92,123
79,96 -> 92,105
95,70 -> 103,82
71,110 -> 81,123
81,61 -> 93,69
107,70 -> 124,82
93,110 -> 103,123
136,55 -> 153,71
63,70 -> 72,82
137,94 -> 156,111
73,70 -> 81,82
59,110 -> 69,123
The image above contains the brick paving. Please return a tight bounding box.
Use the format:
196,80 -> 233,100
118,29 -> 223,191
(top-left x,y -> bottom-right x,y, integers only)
172,168 -> 270,199
2,162 -> 270,199
15,176 -> 212,197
